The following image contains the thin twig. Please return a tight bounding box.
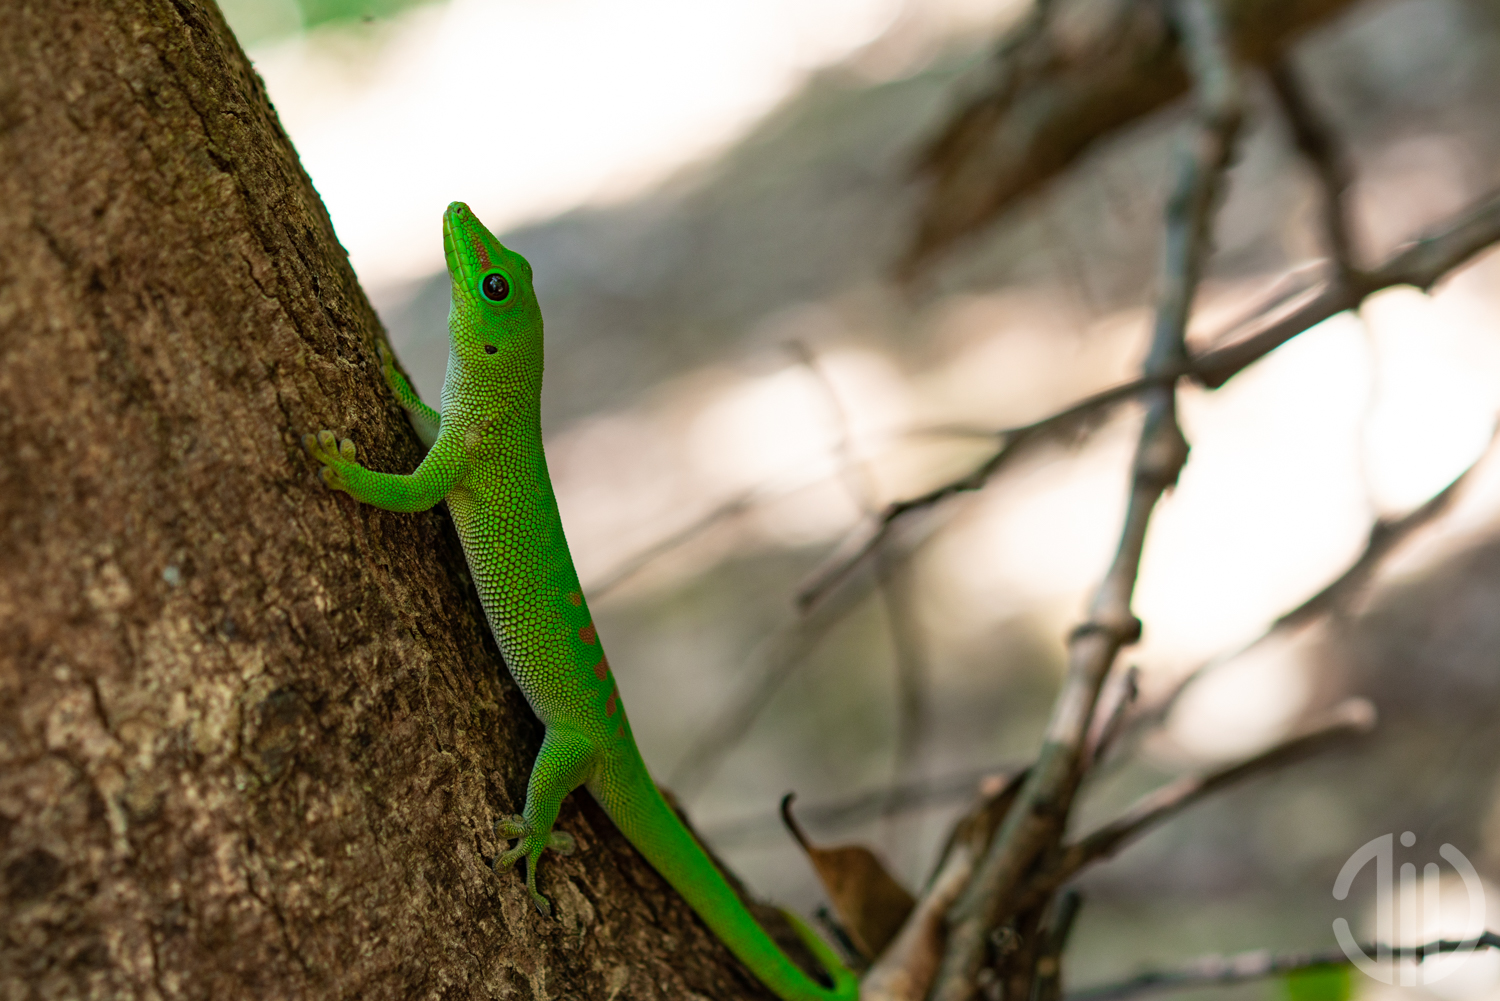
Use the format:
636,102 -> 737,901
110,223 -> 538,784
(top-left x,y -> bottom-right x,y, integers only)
1085,665 -> 1139,770
799,188 -> 1500,611
1267,57 -> 1355,273
783,343 -> 935,818
1274,422 -> 1499,630
930,4 -> 1243,998
585,492 -> 756,599
1135,423 -> 1500,739
1015,700 -> 1375,913
700,766 -> 1025,849
797,376 -> 1165,610
1067,932 -> 1500,1001
876,546 -> 932,810
787,340 -> 936,807
665,588 -> 864,796
1194,188 -> 1500,388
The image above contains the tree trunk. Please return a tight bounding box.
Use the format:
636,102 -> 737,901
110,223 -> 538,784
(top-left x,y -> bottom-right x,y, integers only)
0,2 -> 784,997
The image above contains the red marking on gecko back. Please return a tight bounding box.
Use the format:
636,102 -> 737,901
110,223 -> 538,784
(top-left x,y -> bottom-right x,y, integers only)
593,655 -> 610,681
567,591 -> 583,606
615,724 -> 624,739
606,690 -> 617,716
579,623 -> 597,645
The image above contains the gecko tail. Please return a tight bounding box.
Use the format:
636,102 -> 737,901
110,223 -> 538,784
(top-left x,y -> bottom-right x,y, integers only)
590,746 -> 859,1001
781,908 -> 861,1001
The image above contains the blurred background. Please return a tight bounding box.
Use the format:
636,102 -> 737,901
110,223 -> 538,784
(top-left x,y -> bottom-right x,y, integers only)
221,0 -> 1500,997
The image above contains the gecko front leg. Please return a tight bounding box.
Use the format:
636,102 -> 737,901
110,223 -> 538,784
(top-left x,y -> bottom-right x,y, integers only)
303,426 -> 467,513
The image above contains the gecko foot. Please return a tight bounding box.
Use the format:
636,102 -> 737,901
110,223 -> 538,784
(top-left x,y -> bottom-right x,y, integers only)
302,429 -> 359,491
493,814 -> 572,915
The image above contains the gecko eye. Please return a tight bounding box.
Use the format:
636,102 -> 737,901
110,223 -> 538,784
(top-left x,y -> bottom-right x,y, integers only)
480,270 -> 512,304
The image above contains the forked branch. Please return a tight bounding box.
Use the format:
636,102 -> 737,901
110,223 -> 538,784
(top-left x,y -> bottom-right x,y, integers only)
928,2 -> 1243,997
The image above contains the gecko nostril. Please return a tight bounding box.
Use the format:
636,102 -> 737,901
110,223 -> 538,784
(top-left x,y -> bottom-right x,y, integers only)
484,344 -> 497,355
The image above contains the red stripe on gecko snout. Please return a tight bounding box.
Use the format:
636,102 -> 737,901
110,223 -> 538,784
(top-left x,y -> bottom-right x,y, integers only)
471,233 -> 491,270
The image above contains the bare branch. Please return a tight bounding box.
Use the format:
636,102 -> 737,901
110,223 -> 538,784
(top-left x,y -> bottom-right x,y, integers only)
1067,932 -> 1500,1001
1195,189 -> 1500,388
585,492 -> 756,599
930,3 -> 1243,997
903,0 -> 1361,273
1085,665 -> 1140,769
1266,57 -> 1356,273
801,189 -> 1500,611
862,772 -> 1031,1001
796,376 -> 1162,610
863,836 -> 988,1001
1016,699 -> 1375,912
877,547 -> 933,802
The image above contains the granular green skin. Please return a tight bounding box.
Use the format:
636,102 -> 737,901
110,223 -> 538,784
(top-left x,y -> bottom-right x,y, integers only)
305,203 -> 856,1001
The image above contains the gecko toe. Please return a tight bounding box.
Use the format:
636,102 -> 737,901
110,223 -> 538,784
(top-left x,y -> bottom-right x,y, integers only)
495,814 -> 527,838
495,843 -> 526,872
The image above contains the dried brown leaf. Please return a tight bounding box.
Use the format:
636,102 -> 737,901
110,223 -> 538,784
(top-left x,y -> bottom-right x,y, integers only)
780,794 -> 916,959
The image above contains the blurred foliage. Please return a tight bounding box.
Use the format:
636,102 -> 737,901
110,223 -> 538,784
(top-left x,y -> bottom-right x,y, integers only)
1282,965 -> 1352,1001
219,0 -> 437,47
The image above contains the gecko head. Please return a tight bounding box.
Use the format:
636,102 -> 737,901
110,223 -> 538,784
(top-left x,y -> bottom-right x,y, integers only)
442,201 -> 543,375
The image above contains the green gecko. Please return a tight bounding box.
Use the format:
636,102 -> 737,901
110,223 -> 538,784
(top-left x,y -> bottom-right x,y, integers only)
304,202 -> 858,1001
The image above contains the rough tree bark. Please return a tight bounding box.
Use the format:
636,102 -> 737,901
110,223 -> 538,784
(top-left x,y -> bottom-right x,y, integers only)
0,2 -> 795,998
